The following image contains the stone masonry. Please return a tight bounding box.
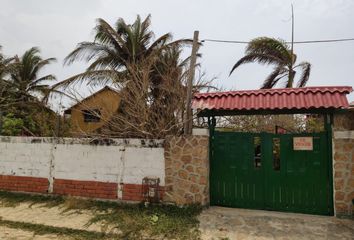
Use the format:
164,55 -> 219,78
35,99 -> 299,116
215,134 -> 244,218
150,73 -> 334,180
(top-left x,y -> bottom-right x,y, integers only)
164,135 -> 209,205
333,112 -> 354,216
333,134 -> 354,216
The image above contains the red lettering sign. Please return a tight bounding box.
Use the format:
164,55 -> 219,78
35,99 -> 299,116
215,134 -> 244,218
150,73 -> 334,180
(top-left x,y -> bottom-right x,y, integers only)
293,137 -> 313,151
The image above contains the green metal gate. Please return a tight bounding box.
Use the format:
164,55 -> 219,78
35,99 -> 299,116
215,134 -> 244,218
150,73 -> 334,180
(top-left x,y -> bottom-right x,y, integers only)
210,131 -> 332,215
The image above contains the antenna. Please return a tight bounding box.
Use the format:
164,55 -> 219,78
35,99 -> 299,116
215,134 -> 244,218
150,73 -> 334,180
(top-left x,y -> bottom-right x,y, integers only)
291,4 -> 294,59
288,4 -> 295,87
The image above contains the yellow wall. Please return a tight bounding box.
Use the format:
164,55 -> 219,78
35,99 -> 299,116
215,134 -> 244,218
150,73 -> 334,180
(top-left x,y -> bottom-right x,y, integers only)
68,89 -> 120,136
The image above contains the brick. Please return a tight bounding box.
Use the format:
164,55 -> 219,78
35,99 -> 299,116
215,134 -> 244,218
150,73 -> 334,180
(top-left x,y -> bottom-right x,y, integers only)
0,175 -> 48,193
52,178 -> 118,200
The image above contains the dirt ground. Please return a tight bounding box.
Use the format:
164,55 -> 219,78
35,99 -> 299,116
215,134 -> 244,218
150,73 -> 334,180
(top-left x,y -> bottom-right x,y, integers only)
0,201 -> 353,239
0,226 -> 70,240
199,207 -> 354,240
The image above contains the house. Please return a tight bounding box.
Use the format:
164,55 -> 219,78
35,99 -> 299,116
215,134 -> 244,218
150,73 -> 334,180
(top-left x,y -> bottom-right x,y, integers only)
64,86 -> 120,136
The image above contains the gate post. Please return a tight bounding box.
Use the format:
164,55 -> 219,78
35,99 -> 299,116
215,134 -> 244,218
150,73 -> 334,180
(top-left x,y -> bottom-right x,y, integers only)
324,113 -> 334,216
208,116 -> 216,206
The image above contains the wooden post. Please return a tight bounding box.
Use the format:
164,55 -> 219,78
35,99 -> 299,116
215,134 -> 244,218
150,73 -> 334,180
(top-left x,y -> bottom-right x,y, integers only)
184,30 -> 199,135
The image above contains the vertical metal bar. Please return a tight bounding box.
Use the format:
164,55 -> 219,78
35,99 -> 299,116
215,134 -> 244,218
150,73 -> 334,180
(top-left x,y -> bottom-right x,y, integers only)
0,110 -> 2,134
324,113 -> 334,215
208,116 -> 215,206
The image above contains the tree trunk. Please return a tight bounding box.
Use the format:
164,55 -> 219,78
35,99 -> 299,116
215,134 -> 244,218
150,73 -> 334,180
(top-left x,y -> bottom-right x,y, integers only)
287,69 -> 295,88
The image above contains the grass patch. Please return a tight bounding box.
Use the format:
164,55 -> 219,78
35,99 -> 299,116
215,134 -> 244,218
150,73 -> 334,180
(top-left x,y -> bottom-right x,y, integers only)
0,190 -> 64,207
87,203 -> 202,239
0,218 -> 117,240
0,191 -> 203,239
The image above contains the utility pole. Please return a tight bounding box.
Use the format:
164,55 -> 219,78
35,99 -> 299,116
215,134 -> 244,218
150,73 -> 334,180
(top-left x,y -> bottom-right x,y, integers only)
184,30 -> 199,135
289,4 -> 295,87
0,110 -> 2,134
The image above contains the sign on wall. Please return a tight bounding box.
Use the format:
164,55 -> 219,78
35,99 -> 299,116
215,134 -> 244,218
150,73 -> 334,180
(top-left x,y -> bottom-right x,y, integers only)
293,137 -> 313,151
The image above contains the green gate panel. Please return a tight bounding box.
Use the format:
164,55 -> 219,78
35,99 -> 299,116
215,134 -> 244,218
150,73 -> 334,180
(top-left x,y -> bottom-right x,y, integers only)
210,132 -> 264,209
210,131 -> 331,215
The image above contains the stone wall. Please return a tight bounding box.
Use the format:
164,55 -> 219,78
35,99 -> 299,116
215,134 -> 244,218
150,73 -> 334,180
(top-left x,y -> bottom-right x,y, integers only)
333,111 -> 354,216
334,111 -> 354,131
333,131 -> 354,216
164,135 -> 209,205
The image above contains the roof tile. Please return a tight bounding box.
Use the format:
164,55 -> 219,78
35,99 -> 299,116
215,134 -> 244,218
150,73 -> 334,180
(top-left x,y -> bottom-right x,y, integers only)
192,86 -> 352,111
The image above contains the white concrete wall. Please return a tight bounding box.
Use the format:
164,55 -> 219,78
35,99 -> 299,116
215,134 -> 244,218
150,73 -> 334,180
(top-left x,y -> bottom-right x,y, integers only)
0,136 -> 165,185
0,140 -> 52,178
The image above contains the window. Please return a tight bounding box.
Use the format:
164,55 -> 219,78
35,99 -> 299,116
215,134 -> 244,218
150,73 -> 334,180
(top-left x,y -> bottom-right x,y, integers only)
83,109 -> 101,122
254,137 -> 261,168
272,138 -> 281,171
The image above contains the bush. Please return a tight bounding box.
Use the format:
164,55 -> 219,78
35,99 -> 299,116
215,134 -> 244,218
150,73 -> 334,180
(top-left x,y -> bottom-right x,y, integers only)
1,113 -> 24,136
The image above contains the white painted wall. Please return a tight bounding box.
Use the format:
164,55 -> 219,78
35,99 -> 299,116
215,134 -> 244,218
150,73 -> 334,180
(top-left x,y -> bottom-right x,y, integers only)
0,137 -> 165,186
0,141 -> 52,178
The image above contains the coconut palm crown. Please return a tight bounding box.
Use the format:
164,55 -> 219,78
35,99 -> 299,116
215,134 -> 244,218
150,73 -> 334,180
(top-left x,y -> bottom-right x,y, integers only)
230,37 -> 311,89
54,14 -> 192,88
9,47 -> 56,100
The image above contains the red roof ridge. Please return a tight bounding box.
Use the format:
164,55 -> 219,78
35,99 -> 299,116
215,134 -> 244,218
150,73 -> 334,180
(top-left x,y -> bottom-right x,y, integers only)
194,86 -> 353,99
192,86 -> 353,112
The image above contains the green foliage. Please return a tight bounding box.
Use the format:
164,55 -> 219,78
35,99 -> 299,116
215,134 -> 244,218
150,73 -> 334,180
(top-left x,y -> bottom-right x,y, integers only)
10,47 -> 56,100
1,113 -> 23,135
52,15 -> 211,138
0,107 -> 60,137
0,46 -> 59,137
305,115 -> 324,132
230,37 -> 311,89
53,15 -> 191,89
87,203 -> 202,240
221,114 -> 324,133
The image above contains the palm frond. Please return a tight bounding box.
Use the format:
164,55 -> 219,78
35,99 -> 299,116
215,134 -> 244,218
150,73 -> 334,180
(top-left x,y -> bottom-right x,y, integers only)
41,88 -> 77,104
51,70 -> 127,90
230,53 -> 284,75
268,73 -> 289,89
146,33 -> 172,55
96,18 -> 127,51
87,55 -> 125,71
246,37 -> 292,63
29,74 -> 56,88
296,62 -> 311,87
261,67 -> 283,89
64,42 -> 115,65
29,58 -> 56,81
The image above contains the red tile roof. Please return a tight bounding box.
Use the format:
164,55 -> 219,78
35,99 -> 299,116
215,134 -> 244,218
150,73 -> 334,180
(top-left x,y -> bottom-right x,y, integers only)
192,86 -> 352,112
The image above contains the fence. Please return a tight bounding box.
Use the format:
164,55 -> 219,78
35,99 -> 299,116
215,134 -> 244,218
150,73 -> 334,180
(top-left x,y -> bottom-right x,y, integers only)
0,136 -> 165,201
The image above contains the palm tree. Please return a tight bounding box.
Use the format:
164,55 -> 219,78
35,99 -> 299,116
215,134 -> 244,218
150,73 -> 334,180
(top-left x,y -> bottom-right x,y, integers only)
230,37 -> 311,89
9,47 -> 56,101
0,46 -> 9,80
53,14 -> 192,88
0,46 -> 18,108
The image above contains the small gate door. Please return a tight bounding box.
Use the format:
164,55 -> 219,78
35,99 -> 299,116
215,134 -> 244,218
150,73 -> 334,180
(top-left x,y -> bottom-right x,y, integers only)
210,132 -> 265,209
210,131 -> 332,215
263,133 -> 330,214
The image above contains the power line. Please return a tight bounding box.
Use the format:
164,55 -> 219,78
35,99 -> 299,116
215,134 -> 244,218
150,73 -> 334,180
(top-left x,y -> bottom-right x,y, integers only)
201,38 -> 354,44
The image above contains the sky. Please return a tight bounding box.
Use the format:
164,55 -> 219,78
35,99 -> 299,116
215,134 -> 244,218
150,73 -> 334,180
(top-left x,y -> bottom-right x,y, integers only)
1,0 -> 353,111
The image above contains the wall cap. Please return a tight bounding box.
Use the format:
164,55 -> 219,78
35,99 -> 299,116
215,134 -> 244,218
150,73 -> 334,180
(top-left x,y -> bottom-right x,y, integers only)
333,131 -> 354,139
0,136 -> 164,148
192,128 -> 209,136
